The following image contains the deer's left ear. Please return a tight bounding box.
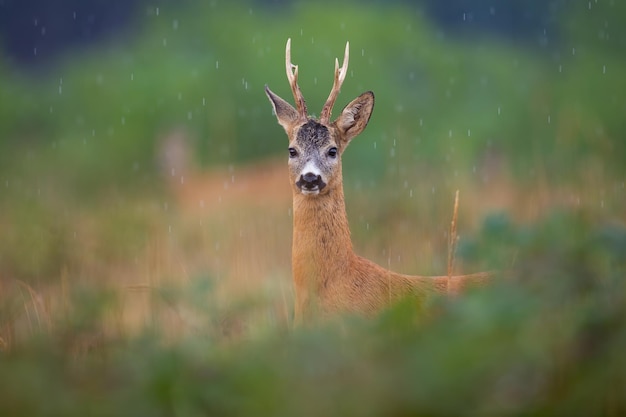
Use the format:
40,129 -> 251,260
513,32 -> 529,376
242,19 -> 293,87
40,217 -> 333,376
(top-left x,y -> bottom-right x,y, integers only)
335,91 -> 374,145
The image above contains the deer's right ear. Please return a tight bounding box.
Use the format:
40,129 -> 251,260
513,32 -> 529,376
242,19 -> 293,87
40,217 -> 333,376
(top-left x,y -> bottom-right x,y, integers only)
265,85 -> 301,134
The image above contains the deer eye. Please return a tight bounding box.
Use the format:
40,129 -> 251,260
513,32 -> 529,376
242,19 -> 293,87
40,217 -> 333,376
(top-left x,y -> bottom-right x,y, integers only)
288,147 -> 298,158
327,147 -> 338,158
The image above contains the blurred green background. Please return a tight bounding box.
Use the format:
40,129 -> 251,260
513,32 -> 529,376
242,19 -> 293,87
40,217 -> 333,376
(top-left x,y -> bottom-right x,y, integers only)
1,0 -> 625,415
1,0 -> 624,189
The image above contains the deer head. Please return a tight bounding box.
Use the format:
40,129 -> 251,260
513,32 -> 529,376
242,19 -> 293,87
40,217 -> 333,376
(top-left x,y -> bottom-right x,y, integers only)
265,39 -> 375,196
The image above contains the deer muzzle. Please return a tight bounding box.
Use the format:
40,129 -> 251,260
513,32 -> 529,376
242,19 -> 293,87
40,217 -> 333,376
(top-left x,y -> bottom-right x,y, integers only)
297,172 -> 326,194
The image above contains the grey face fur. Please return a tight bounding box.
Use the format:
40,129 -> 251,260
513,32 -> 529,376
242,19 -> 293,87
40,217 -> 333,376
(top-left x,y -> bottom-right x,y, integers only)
289,120 -> 339,195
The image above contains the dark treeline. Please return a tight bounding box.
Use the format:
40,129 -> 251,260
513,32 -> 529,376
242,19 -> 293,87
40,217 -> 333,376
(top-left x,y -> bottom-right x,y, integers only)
0,0 -> 568,69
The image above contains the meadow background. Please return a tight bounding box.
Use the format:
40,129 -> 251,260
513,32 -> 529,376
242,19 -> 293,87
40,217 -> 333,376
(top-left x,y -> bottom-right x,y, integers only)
1,0 -> 625,415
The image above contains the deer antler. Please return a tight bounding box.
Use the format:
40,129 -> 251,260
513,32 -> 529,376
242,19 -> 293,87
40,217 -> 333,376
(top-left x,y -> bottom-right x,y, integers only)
285,38 -> 308,120
320,41 -> 349,124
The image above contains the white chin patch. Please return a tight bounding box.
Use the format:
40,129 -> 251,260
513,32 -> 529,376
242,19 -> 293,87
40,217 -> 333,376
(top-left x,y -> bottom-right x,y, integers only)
301,188 -> 320,196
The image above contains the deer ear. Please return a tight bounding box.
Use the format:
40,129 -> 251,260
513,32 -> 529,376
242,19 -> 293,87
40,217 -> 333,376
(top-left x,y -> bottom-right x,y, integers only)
335,91 -> 374,144
265,85 -> 301,134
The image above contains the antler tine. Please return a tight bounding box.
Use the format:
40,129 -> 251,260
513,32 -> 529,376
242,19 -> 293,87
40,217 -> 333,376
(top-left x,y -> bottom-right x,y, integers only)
285,38 -> 308,119
320,41 -> 350,124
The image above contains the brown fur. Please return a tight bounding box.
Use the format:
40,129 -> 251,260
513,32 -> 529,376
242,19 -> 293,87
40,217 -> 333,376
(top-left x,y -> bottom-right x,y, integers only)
289,162 -> 489,324
266,39 -> 488,324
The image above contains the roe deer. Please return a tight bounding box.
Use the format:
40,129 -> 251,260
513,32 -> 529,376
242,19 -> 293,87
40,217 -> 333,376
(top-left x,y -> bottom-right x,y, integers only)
265,39 -> 489,324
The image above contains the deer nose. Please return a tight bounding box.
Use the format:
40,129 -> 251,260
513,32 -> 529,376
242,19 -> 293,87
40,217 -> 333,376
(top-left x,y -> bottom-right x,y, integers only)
300,172 -> 321,189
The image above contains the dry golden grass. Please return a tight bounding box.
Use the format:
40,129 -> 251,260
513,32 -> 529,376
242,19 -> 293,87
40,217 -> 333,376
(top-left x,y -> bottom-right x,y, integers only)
1,149 -> 623,352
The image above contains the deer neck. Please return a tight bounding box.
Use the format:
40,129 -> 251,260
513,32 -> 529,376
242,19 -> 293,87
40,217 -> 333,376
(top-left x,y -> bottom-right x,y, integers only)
291,184 -> 354,290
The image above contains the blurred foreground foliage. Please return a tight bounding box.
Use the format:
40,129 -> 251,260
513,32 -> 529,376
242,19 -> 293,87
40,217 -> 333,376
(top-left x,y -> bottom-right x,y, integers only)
1,212 -> 625,416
